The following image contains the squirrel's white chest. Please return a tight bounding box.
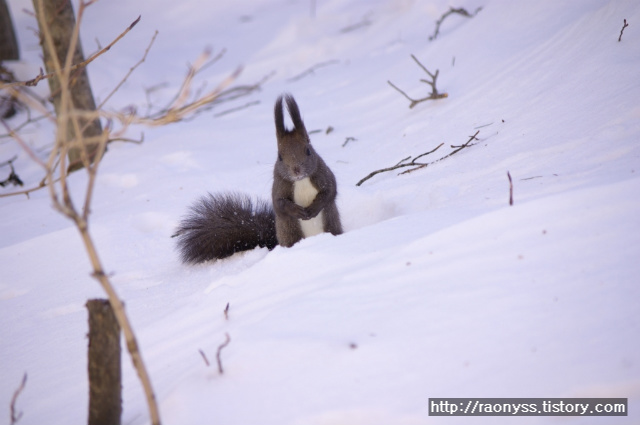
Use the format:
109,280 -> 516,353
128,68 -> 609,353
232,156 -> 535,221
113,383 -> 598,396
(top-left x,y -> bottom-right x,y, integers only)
293,177 -> 324,238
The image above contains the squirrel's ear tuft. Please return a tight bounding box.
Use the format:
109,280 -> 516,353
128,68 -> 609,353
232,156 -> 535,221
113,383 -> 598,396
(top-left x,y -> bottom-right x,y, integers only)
274,95 -> 286,137
284,94 -> 306,134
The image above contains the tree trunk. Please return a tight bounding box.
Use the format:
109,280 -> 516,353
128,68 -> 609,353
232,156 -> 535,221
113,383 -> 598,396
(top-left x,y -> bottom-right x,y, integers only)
87,299 -> 122,425
0,0 -> 19,61
32,0 -> 103,172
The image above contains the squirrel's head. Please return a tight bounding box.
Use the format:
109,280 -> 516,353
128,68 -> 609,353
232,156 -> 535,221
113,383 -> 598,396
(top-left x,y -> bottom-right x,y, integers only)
274,94 -> 318,181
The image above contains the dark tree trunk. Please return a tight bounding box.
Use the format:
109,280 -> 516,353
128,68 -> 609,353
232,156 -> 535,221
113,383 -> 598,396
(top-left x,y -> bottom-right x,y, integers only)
87,299 -> 122,425
0,0 -> 19,61
32,0 -> 103,172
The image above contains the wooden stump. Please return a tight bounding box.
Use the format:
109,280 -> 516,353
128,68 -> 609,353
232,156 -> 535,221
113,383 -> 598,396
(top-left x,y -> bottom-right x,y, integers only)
87,299 -> 121,425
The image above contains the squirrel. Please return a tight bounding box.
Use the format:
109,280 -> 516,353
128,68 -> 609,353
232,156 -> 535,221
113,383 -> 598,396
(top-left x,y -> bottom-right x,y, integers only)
173,94 -> 343,264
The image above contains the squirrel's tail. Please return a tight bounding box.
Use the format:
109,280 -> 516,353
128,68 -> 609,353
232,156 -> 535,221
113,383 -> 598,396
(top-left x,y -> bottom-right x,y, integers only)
173,193 -> 278,264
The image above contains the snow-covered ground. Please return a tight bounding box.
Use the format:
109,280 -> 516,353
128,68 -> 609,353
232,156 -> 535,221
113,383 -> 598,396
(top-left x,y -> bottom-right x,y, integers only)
1,0 -> 639,424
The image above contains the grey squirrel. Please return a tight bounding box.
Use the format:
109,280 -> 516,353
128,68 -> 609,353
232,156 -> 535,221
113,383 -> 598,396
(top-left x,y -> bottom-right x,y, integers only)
173,94 -> 343,264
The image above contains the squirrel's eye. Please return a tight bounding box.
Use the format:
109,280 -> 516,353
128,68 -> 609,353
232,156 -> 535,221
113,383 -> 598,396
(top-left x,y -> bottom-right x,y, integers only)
306,148 -> 311,156
278,153 -> 283,161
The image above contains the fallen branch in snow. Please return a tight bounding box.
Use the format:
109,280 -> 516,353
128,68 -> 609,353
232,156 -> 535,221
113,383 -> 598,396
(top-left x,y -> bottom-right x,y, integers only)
198,349 -> 210,367
10,373 -> 27,425
388,54 -> 448,108
357,131 -> 480,186
342,136 -> 356,147
224,302 -> 230,320
216,333 -> 231,375
399,130 -> 479,175
618,19 -> 629,42
429,6 -> 482,41
287,60 -> 340,82
507,171 -> 514,206
356,142 -> 444,186
340,17 -> 372,34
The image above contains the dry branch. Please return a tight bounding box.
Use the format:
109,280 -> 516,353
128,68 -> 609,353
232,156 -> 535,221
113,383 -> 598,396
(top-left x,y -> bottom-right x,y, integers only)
507,171 -> 513,206
357,131 -> 480,186
0,155 -> 23,187
618,19 -> 629,42
12,2 -> 163,424
198,349 -> 210,367
399,130 -> 479,175
287,60 -> 340,82
356,142 -> 444,186
388,54 -> 447,108
0,15 -> 141,90
216,333 -> 231,375
10,373 -> 27,425
429,6 -> 482,41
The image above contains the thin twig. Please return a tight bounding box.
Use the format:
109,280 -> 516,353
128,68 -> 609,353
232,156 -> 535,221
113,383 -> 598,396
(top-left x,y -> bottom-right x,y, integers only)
30,2 -> 162,424
1,120 -> 47,170
10,373 -> 27,425
342,136 -> 356,147
1,16 -> 142,89
507,171 -> 513,206
388,55 -> 448,108
400,130 -> 479,175
0,155 -> 18,168
429,6 -> 482,41
198,349 -> 210,367
98,30 -> 158,109
216,333 -> 231,375
357,131 -> 481,186
287,60 -> 340,82
340,18 -> 372,33
213,100 -> 260,117
223,302 -> 230,320
356,142 -> 444,186
618,19 -> 629,42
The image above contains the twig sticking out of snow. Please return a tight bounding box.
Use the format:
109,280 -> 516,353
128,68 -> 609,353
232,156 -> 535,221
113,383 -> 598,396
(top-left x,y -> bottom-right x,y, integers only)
216,333 -> 231,375
618,19 -> 629,42
388,55 -> 448,108
507,171 -> 514,206
199,349 -> 210,367
10,373 -> 27,425
429,6 -> 482,41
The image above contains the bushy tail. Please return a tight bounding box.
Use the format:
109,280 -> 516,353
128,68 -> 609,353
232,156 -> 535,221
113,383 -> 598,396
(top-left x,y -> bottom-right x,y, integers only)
173,193 -> 277,264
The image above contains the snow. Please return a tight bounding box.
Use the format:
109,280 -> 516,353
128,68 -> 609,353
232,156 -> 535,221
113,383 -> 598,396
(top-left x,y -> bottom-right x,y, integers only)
1,0 -> 639,424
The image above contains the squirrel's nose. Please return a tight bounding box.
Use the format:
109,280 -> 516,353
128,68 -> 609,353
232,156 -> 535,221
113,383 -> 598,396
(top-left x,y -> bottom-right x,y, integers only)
293,166 -> 301,175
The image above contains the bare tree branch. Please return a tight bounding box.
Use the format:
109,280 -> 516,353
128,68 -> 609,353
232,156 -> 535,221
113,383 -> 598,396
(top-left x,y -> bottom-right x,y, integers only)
429,6 -> 482,41
357,131 -> 480,186
388,54 -> 447,108
0,15 -> 142,90
507,171 -> 514,206
98,30 -> 158,109
10,373 -> 27,425
356,142 -> 444,186
287,60 -> 340,82
618,19 -> 629,42
216,333 -> 231,375
399,130 -> 479,175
